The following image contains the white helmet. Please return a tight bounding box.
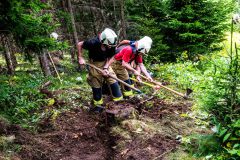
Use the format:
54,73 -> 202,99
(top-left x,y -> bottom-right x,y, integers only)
50,32 -> 59,40
137,36 -> 152,54
100,28 -> 117,46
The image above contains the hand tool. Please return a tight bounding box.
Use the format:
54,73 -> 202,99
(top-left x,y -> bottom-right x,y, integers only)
137,74 -> 192,99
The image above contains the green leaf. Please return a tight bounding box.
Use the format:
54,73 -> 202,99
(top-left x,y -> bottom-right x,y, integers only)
219,128 -> 227,137
233,144 -> 240,149
235,130 -> 240,136
233,120 -> 240,128
223,133 -> 231,143
227,149 -> 238,155
229,137 -> 239,141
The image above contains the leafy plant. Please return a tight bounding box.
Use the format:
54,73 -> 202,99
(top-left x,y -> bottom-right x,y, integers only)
152,27 -> 240,158
208,120 -> 240,158
56,10 -> 72,33
0,73 -> 46,126
194,20 -> 240,159
0,0 -> 69,68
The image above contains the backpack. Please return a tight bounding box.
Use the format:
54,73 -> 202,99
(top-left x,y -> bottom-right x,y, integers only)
115,42 -> 139,64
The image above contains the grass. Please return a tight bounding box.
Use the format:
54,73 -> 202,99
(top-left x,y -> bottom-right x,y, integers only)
0,52 -> 91,129
165,148 -> 204,160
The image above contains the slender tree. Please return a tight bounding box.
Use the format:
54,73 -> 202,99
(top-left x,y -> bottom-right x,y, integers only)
1,35 -> 14,75
67,0 -> 79,63
67,0 -> 78,46
120,0 -> 126,39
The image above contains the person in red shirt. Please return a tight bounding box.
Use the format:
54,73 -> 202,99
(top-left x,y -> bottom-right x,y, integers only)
105,36 -> 154,97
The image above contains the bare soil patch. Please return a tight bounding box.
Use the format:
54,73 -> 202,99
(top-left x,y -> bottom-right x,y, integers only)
0,96 -> 195,160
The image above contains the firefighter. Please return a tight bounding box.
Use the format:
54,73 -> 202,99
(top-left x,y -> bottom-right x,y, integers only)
105,36 -> 154,97
77,28 -> 123,112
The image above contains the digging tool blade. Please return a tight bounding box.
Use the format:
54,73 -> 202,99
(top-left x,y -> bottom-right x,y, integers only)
183,88 -> 193,99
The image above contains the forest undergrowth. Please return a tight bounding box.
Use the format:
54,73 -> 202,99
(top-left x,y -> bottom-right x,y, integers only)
0,54 -> 211,160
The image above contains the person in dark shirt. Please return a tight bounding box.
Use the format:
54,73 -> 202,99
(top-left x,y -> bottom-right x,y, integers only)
77,28 -> 123,112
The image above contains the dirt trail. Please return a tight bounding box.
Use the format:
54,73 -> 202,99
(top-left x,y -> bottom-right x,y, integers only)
2,109 -> 114,160
0,96 -> 196,160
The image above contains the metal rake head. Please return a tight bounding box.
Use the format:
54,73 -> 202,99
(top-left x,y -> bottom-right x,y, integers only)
183,88 -> 193,99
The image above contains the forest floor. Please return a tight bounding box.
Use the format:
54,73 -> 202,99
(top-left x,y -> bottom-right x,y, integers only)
0,84 -> 209,160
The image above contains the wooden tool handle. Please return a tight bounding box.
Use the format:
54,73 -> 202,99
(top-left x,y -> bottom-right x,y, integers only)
139,74 -> 186,98
130,77 -> 155,88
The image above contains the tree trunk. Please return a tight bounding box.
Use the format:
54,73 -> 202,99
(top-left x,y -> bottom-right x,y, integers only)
120,0 -> 126,39
6,36 -> 18,69
89,4 -> 97,35
3,40 -> 14,75
38,50 -> 51,76
67,0 -> 79,62
112,0 -> 117,22
62,0 -> 66,10
99,0 -> 106,24
10,51 -> 17,69
62,0 -> 75,63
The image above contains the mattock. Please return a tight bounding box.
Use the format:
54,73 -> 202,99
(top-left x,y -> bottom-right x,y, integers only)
133,75 -> 193,99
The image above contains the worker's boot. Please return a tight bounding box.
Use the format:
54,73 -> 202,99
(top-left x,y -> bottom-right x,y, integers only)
91,87 -> 104,113
110,82 -> 123,102
123,79 -> 134,98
